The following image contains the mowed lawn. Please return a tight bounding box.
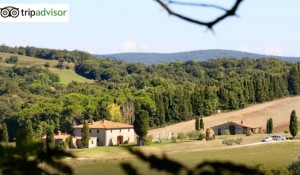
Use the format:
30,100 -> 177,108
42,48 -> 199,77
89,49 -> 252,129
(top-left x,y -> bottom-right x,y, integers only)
72,141 -> 300,175
48,68 -> 94,84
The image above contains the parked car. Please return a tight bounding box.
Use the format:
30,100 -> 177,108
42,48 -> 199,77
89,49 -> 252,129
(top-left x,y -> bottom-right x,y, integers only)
262,136 -> 273,142
271,134 -> 286,141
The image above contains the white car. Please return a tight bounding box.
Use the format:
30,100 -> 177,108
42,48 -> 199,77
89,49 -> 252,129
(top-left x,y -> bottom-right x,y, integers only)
262,136 -> 273,142
271,134 -> 286,141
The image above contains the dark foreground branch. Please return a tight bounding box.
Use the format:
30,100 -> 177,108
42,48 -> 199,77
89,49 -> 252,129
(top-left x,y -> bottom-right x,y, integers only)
154,0 -> 244,30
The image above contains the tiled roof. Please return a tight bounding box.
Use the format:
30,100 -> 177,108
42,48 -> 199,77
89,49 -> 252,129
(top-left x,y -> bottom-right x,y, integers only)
232,121 -> 262,129
73,136 -> 97,140
73,120 -> 133,129
42,134 -> 70,140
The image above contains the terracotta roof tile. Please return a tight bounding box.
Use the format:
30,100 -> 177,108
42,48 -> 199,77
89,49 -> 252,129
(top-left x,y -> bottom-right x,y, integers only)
73,120 -> 133,129
42,134 -> 70,140
232,121 -> 262,129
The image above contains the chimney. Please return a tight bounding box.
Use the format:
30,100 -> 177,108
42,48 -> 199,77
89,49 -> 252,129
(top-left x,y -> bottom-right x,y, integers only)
241,120 -> 243,124
58,131 -> 61,135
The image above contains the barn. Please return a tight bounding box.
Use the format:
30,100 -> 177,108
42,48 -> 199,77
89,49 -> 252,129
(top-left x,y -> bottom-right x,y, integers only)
212,120 -> 262,135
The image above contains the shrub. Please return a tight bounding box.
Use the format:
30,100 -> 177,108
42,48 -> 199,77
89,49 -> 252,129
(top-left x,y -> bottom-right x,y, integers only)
76,139 -> 83,149
188,130 -> 199,140
57,141 -> 67,150
44,62 -> 50,67
65,136 -> 72,148
270,167 -> 290,175
222,139 -> 235,146
145,135 -> 153,145
245,128 -> 252,136
171,133 -> 177,143
284,130 -> 289,134
177,132 -> 187,142
0,56 -> 2,62
123,140 -> 129,144
5,55 -> 18,64
56,62 -> 64,69
222,138 -> 243,146
288,157 -> 300,175
236,138 -> 243,144
199,133 -> 205,140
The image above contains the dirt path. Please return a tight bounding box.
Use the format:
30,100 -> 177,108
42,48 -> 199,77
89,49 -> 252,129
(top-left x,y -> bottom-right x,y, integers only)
149,96 -> 300,138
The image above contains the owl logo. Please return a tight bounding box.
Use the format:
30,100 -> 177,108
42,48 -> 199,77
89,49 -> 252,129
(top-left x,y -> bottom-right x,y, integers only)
0,6 -> 19,18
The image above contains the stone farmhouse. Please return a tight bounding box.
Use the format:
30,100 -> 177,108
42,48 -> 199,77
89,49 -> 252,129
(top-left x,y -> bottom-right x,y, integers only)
73,120 -> 135,146
212,120 -> 262,135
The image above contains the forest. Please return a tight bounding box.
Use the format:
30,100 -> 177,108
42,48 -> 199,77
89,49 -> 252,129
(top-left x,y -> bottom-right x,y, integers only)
1,44 -> 300,141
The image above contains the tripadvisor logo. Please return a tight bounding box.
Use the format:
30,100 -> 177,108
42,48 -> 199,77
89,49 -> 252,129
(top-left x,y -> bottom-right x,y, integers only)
0,6 -> 67,18
0,6 -> 19,18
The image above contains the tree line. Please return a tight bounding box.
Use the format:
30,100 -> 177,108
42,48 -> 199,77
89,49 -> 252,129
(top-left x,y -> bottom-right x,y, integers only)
1,45 -> 300,140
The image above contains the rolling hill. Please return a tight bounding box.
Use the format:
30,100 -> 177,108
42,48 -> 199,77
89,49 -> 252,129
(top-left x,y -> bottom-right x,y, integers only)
0,52 -> 93,84
97,49 -> 300,64
149,96 -> 300,137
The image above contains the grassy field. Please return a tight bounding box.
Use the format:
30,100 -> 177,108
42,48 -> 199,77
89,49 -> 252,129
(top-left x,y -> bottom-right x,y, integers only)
0,52 -> 93,84
0,52 -> 61,67
71,136 -> 300,175
48,68 -> 94,84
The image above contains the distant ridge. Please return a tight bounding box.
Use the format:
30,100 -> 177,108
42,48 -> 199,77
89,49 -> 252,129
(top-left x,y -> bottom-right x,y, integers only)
96,49 -> 300,64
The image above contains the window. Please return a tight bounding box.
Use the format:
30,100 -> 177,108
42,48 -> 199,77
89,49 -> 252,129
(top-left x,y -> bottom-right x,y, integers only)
92,141 -> 93,144
120,129 -> 121,133
111,130 -> 112,133
89,130 -> 91,133
128,129 -> 130,132
97,138 -> 99,142
97,130 -> 99,133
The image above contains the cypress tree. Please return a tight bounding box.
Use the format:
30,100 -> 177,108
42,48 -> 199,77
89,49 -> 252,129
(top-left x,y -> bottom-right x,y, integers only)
200,117 -> 204,129
2,123 -> 9,143
266,119 -> 270,134
46,127 -> 55,149
289,110 -> 298,138
81,120 -> 90,148
195,116 -> 200,131
269,118 -> 273,134
134,110 -> 149,146
25,120 -> 34,138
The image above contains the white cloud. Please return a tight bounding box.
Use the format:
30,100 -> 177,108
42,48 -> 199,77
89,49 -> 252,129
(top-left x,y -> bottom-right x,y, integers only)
121,40 -> 137,52
121,41 -> 151,52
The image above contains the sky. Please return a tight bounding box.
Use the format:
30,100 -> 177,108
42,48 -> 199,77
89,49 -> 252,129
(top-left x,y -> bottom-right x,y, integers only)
0,0 -> 300,56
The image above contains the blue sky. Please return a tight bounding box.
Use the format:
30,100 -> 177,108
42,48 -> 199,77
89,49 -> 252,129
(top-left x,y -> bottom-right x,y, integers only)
1,0 -> 300,56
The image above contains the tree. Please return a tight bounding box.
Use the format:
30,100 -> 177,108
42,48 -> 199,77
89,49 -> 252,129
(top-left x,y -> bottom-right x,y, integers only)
195,116 -> 200,131
25,120 -> 34,138
134,110 -> 149,146
46,127 -> 55,149
2,123 -> 9,143
177,132 -> 187,142
269,118 -> 273,133
81,120 -> 90,148
200,117 -> 204,129
0,129 -> 74,175
289,110 -> 298,138
266,118 -> 273,134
